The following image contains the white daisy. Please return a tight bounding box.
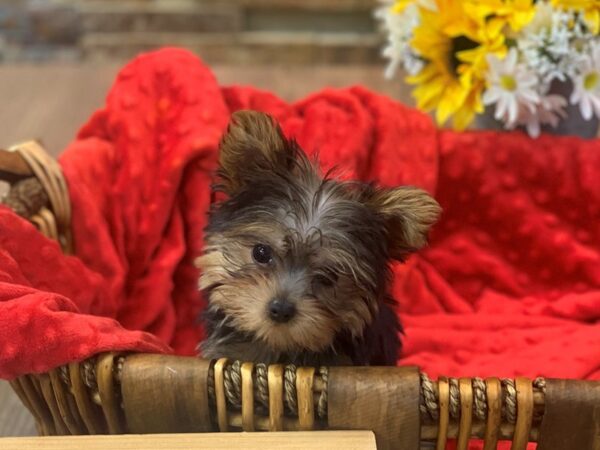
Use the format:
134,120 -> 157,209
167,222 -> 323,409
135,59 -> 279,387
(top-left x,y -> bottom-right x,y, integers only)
518,3 -> 588,89
483,48 -> 541,125
525,0 -> 554,34
376,2 -> 423,79
570,43 -> 600,120
510,94 -> 568,138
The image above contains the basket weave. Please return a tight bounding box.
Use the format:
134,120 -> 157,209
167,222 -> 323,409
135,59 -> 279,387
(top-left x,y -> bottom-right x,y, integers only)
2,142 -> 599,450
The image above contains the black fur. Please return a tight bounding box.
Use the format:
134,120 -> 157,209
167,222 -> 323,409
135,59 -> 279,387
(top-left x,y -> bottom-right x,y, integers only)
197,110 -> 439,367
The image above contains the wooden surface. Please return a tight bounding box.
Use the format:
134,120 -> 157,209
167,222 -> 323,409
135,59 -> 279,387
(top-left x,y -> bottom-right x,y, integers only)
435,377 -> 449,450
328,366 -> 421,450
482,378 -> 502,450
241,362 -> 255,432
0,431 -> 377,450
0,62 -> 409,438
296,366 -> 316,431
121,355 -> 213,434
512,377 -> 534,450
268,364 -> 284,431
537,379 -> 600,450
456,378 -> 473,450
96,353 -> 126,434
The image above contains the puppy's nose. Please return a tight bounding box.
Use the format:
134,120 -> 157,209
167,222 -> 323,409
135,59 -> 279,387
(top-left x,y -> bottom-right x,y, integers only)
268,299 -> 296,323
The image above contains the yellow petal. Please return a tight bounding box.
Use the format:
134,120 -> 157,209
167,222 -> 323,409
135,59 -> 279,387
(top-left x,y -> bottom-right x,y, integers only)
413,79 -> 445,111
436,83 -> 468,124
453,105 -> 476,130
406,63 -> 438,85
584,9 -> 600,34
391,0 -> 412,13
486,17 -> 507,37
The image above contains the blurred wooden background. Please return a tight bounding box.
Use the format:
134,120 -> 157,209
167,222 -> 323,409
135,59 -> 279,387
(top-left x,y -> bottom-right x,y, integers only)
0,0 -> 416,157
0,64 -> 411,156
0,0 -> 382,64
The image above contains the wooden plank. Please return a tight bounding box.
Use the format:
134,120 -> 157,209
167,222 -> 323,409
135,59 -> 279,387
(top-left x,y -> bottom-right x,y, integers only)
328,366 -> 421,450
121,355 -> 213,434
537,379 -> 600,450
0,431 -> 377,450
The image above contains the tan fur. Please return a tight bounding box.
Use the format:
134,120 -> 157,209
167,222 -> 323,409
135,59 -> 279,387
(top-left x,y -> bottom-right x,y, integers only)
199,110 -> 441,365
198,234 -> 372,352
201,255 -> 339,352
219,111 -> 291,195
366,186 -> 441,259
195,251 -> 228,290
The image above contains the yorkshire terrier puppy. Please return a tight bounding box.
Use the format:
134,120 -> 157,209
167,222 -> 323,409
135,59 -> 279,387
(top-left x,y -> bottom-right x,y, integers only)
197,111 -> 440,366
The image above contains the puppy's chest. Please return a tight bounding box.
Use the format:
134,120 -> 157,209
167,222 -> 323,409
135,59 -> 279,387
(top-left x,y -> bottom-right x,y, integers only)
201,315 -> 355,366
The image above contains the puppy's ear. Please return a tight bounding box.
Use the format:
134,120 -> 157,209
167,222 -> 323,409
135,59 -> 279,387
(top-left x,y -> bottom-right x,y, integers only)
218,110 -> 297,194
365,186 -> 441,260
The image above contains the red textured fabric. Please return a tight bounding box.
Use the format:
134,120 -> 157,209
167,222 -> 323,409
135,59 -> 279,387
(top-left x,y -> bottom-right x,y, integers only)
1,47 -> 599,410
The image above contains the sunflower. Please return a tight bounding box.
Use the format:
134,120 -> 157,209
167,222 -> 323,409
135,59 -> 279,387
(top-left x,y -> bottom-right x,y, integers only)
552,0 -> 600,34
408,62 -> 471,127
454,73 -> 487,130
407,0 -> 506,129
456,24 -> 507,84
464,0 -> 536,34
408,3 -> 470,127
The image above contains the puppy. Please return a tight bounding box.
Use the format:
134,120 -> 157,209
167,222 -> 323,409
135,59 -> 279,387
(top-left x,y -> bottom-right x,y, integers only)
197,110 -> 440,366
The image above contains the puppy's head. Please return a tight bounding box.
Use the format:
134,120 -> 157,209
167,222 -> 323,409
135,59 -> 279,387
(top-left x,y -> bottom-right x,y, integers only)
198,111 -> 440,357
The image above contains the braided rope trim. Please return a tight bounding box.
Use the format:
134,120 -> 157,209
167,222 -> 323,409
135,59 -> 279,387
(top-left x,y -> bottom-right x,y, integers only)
81,360 -> 98,393
56,357 -> 544,427
57,360 -> 100,392
214,362 -> 326,419
419,373 -> 546,424
420,372 -> 439,420
317,366 -> 328,419
283,364 -> 297,414
472,377 -> 487,421
502,378 -> 517,424
58,356 -> 124,396
206,361 -> 329,420
107,358 -> 330,421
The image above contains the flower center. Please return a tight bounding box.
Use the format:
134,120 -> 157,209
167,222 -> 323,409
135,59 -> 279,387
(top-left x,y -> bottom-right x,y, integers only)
449,36 -> 479,75
584,72 -> 599,91
500,75 -> 517,91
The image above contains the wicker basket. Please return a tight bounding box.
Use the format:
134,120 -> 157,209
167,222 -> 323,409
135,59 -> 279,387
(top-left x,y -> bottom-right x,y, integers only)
2,142 -> 599,450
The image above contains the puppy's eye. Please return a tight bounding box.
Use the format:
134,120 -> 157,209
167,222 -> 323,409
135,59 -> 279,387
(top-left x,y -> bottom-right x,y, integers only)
252,244 -> 273,264
313,273 -> 337,288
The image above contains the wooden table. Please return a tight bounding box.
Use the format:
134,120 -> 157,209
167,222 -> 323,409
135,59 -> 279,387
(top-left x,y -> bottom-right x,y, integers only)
0,431 -> 377,449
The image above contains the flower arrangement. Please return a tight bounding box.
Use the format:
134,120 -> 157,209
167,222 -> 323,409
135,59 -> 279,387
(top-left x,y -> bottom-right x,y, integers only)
377,0 -> 600,137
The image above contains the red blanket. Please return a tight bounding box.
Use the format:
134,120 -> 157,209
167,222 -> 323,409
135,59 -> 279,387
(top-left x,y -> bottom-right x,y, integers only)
1,48 -> 599,386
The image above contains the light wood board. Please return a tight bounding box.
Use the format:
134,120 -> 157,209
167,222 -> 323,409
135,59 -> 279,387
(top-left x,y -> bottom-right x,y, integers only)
0,431 -> 377,449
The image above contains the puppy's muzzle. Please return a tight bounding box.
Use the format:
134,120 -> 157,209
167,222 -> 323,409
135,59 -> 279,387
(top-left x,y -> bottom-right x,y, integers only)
268,298 -> 296,323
